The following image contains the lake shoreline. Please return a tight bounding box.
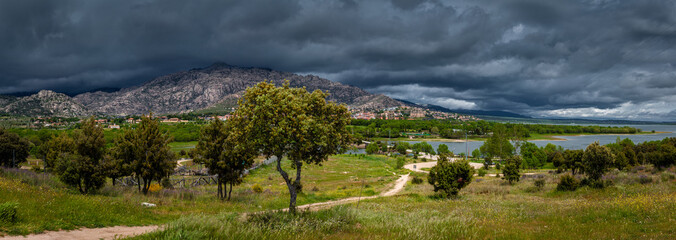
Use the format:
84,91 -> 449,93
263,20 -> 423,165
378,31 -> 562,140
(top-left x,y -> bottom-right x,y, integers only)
373,131 -> 670,143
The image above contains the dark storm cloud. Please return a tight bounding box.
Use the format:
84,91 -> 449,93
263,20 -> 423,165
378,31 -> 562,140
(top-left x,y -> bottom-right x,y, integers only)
1,0 -> 675,120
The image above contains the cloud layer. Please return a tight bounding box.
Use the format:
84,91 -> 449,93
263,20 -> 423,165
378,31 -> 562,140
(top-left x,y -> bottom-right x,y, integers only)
1,0 -> 675,120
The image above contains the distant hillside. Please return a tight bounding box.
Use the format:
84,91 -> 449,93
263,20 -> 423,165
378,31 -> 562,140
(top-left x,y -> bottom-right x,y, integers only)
74,63 -> 404,116
0,90 -> 90,117
394,99 -> 529,119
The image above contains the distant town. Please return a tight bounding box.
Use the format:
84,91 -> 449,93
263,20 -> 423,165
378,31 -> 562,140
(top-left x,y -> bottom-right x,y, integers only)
19,106 -> 479,130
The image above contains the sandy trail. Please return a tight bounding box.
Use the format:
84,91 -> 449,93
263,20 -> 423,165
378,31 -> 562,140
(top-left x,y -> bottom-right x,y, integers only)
1,174 -> 410,240
291,173 -> 409,212
1,225 -> 159,240
404,161 -> 540,177
404,157 -> 484,173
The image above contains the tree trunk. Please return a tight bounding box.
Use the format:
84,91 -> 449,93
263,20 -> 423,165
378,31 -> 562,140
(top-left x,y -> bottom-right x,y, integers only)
142,178 -> 151,195
217,180 -> 222,200
112,177 -> 116,186
137,176 -> 141,192
78,179 -> 84,194
228,182 -> 233,201
275,155 -> 298,214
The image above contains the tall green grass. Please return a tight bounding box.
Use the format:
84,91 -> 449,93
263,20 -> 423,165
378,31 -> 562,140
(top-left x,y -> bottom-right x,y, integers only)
134,166 -> 676,239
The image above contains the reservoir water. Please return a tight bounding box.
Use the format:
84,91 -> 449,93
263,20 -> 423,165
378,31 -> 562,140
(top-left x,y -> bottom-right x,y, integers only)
349,124 -> 676,155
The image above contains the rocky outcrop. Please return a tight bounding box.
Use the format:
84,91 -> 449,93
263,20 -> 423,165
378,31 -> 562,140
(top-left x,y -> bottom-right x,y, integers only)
1,90 -> 91,117
74,63 -> 404,115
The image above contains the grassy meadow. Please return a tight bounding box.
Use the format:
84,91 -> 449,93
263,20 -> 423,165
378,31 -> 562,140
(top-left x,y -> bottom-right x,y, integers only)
135,165 -> 676,240
0,154 -> 402,236
1,151 -> 674,239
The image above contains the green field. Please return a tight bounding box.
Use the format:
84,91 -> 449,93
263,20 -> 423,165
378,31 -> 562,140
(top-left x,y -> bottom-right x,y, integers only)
168,141 -> 197,153
0,154 -> 402,236
1,154 -> 675,239
135,166 -> 676,239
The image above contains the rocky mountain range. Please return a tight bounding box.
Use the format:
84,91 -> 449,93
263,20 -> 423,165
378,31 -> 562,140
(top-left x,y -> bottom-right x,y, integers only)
2,63 -> 404,117
0,90 -> 90,117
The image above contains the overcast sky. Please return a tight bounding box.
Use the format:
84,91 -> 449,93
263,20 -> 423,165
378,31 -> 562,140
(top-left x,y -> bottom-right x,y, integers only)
1,0 -> 675,121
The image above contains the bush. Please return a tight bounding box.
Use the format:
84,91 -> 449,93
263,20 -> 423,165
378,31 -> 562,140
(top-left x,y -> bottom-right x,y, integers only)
411,176 -> 424,184
661,172 -> 676,182
534,178 -> 545,190
161,178 -> 174,189
427,157 -> 475,197
557,174 -> 579,191
365,144 -> 379,155
148,183 -> 162,193
0,202 -> 18,223
502,156 -> 522,184
583,142 -> 614,182
478,168 -> 487,177
637,175 -> 653,184
395,157 -> 405,170
252,184 -> 263,193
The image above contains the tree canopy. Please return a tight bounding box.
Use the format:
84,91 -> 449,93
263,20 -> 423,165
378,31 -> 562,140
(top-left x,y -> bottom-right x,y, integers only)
427,154 -> 474,197
583,142 -> 614,182
53,117 -> 107,194
113,113 -> 175,194
520,142 -> 546,169
233,81 -> 352,213
196,118 -> 256,200
0,128 -> 30,168
480,124 -> 514,160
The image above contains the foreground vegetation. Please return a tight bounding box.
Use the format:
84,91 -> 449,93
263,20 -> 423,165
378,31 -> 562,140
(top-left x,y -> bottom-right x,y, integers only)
134,166 -> 676,239
0,154 -> 401,235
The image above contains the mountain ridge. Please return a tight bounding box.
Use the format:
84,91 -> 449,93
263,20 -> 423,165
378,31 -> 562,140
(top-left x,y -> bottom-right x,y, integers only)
71,63 -> 404,116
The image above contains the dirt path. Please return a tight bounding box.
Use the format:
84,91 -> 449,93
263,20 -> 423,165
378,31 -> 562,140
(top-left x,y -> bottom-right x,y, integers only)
404,158 -> 484,173
404,161 -> 541,177
292,173 -> 409,211
1,225 -> 159,240
2,174 -> 410,240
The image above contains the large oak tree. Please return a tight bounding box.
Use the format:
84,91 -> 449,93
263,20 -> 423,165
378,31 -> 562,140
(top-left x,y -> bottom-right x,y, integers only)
232,81 -> 352,213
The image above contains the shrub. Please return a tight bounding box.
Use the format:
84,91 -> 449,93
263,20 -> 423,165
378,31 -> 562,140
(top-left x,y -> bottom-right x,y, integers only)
395,157 -> 405,170
534,178 -> 545,190
583,142 -> 614,182
502,156 -> 522,184
148,183 -> 162,193
365,144 -> 379,155
0,202 -> 18,223
411,176 -> 424,184
661,172 -> 676,182
557,174 -> 579,191
428,157 -> 475,197
252,184 -> 263,193
161,178 -> 174,189
637,175 -> 653,184
477,168 -> 487,177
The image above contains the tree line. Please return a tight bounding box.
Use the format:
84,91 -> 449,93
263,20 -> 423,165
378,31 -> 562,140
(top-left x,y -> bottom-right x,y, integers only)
348,119 -> 641,141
